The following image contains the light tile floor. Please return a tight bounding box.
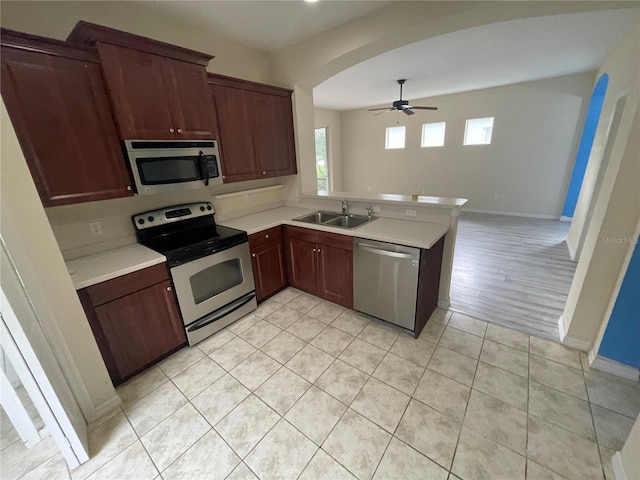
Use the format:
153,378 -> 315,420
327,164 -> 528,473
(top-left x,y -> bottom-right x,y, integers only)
2,289 -> 639,480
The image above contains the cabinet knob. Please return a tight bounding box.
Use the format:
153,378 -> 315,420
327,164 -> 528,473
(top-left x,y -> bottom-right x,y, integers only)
166,286 -> 172,291
265,234 -> 269,239
317,249 -> 321,253
126,185 -> 132,191
262,171 -> 266,175
169,128 -> 175,133
177,128 -> 183,134
312,248 -> 316,252
252,253 -> 256,258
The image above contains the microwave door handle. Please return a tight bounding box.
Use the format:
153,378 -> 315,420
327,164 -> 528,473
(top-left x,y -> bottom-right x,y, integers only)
198,151 -> 209,186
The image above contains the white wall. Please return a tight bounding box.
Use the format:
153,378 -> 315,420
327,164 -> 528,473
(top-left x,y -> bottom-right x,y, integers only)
619,415 -> 640,480
338,73 -> 594,217
1,100 -> 118,422
562,23 -> 640,346
314,108 -> 343,191
0,1 -> 272,83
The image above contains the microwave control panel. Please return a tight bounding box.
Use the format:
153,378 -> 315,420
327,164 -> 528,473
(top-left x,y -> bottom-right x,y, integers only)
204,155 -> 219,178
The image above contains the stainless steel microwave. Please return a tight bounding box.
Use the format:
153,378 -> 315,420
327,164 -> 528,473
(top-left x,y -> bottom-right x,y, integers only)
124,140 -> 223,195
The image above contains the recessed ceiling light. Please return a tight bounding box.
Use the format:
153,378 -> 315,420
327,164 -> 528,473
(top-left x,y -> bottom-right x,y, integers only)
305,0 -> 319,3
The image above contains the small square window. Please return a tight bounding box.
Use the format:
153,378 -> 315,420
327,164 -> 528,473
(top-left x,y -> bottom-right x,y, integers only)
421,122 -> 446,147
385,126 -> 406,149
464,117 -> 494,145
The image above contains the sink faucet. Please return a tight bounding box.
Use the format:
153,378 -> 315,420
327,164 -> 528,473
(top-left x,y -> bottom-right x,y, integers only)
341,200 -> 349,215
367,206 -> 373,219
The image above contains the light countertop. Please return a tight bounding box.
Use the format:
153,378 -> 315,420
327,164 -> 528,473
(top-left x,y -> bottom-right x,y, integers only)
302,190 -> 468,209
219,207 -> 449,249
66,244 -> 166,290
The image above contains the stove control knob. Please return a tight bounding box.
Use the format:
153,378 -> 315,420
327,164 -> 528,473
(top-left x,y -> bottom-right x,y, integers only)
200,206 -> 205,212
207,205 -> 213,211
147,216 -> 154,222
137,218 -> 144,225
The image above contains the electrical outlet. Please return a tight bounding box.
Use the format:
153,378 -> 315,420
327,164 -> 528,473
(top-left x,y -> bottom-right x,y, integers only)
243,194 -> 250,205
405,209 -> 417,217
372,206 -> 381,213
89,221 -> 102,236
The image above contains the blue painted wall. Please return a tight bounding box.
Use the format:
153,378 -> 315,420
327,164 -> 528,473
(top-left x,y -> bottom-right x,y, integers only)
599,241 -> 640,368
562,74 -> 609,218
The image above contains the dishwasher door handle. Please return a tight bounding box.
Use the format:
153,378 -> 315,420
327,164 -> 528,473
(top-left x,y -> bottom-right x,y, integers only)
357,244 -> 416,259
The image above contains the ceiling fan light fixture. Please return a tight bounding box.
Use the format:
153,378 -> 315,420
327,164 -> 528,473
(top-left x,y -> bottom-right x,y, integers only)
368,79 -> 438,115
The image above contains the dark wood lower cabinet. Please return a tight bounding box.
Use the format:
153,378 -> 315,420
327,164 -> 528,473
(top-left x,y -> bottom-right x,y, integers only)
248,226 -> 288,302
284,226 -> 354,308
78,263 -> 186,386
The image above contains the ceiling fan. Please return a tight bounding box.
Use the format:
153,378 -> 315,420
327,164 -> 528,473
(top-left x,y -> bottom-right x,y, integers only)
368,79 -> 438,116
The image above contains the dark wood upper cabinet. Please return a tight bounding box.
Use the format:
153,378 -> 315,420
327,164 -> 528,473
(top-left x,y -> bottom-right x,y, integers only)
0,29 -> 133,207
212,84 -> 258,182
208,74 -> 297,183
68,21 -> 217,141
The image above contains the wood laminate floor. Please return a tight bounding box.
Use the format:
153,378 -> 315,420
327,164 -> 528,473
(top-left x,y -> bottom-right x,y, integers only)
450,212 -> 577,341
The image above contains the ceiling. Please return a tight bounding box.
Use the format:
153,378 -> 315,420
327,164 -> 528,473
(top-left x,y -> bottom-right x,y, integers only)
152,0 -> 389,52
313,9 -> 638,111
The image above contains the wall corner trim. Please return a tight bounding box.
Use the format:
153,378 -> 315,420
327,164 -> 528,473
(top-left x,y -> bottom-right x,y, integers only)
566,236 -> 578,262
559,216 -> 572,222
590,356 -> 640,383
559,315 -> 591,351
85,395 -> 122,424
612,451 -> 628,480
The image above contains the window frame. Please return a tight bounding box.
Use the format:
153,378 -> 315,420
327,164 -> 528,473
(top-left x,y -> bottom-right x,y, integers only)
314,126 -> 330,192
463,116 -> 495,145
385,125 -> 406,150
421,121 -> 447,148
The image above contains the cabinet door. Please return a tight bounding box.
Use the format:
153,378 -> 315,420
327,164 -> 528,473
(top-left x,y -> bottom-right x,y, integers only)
251,240 -> 287,302
252,91 -> 297,178
163,58 -> 217,140
286,237 -> 318,295
97,44 -> 176,140
318,245 -> 353,308
90,280 -> 186,384
1,47 -> 133,206
211,84 -> 259,182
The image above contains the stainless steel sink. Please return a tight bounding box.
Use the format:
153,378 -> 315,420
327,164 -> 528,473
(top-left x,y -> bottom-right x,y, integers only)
292,210 -> 375,230
324,215 -> 371,229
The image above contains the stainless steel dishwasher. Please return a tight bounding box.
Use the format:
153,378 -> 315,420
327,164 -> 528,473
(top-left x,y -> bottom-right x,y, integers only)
353,238 -> 420,330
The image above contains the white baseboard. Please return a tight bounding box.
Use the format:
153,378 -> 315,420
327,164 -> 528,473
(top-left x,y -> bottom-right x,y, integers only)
590,356 -> 640,382
84,395 -> 122,424
437,300 -> 450,310
612,451 -> 628,480
558,316 -> 591,350
559,216 -> 572,222
462,208 -> 559,220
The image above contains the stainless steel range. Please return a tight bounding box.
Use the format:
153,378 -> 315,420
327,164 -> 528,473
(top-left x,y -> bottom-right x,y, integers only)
133,202 -> 256,345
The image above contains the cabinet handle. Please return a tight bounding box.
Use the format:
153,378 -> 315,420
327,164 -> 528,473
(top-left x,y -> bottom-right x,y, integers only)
177,128 -> 183,134
169,128 -> 175,133
126,185 -> 132,191
252,253 -> 256,258
166,286 -> 172,291
265,234 -> 269,239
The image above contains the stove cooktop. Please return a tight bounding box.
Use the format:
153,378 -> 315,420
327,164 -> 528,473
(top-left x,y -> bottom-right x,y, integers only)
133,202 -> 248,267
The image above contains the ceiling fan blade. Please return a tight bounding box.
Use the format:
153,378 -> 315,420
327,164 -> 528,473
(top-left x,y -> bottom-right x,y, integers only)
403,108 -> 415,115
368,107 -> 391,111
410,106 -> 438,110
375,109 -> 391,116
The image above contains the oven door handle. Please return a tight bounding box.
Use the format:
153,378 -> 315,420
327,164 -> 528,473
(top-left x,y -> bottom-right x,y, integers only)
187,292 -> 256,332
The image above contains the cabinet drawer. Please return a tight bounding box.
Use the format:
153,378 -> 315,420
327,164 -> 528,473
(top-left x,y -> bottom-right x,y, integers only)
81,263 -> 169,306
249,226 -> 283,249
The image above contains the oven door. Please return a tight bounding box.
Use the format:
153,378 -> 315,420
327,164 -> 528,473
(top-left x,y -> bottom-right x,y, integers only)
170,242 -> 255,327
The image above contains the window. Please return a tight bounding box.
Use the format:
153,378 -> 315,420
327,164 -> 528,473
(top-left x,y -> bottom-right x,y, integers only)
314,127 -> 329,192
421,122 -> 446,147
385,126 -> 406,149
464,117 -> 494,145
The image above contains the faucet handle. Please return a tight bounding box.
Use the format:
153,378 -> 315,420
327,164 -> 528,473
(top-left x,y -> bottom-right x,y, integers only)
341,200 -> 349,213
367,205 -> 373,219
